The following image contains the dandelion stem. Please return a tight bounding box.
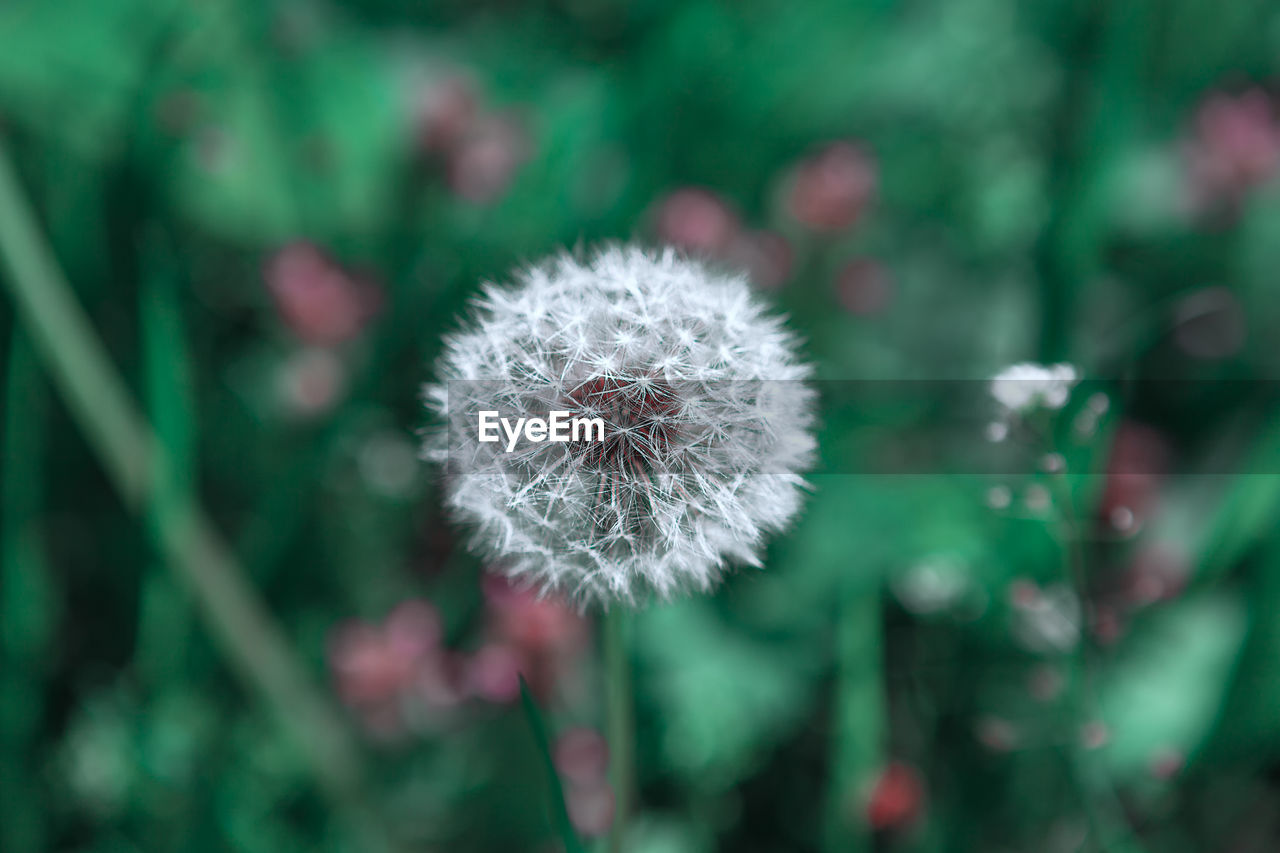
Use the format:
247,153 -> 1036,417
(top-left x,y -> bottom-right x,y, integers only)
604,606 -> 635,853
0,141 -> 393,851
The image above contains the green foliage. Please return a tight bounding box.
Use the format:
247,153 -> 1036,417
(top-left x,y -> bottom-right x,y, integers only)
2,0 -> 1280,851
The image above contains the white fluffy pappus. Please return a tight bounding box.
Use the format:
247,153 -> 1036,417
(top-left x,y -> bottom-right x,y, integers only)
423,245 -> 817,606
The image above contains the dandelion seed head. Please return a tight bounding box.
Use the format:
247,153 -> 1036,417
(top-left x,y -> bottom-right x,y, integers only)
424,245 -> 817,606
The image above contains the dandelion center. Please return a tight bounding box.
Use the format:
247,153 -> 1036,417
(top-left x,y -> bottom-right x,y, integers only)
566,374 -> 680,474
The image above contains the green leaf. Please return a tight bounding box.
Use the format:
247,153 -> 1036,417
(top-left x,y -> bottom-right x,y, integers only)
636,598 -> 816,786
1096,593 -> 1247,781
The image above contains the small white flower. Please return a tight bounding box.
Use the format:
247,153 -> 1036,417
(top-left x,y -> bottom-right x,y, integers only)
989,362 -> 1079,414
891,555 -> 971,615
1011,582 -> 1081,654
423,245 -> 817,606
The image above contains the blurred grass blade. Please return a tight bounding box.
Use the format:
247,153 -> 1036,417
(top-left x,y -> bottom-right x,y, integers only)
1196,419 -> 1280,581
134,228 -> 196,683
519,676 -> 587,853
0,140 -> 394,850
0,329 -> 57,853
603,606 -> 634,853
823,590 -> 883,853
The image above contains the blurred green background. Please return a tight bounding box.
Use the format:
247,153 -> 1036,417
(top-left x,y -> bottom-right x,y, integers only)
3,0 -> 1280,851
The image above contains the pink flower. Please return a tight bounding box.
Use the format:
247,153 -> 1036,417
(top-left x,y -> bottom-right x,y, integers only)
264,242 -> 383,345
1098,421 -> 1171,530
727,230 -> 793,290
276,347 -> 346,417
787,141 -> 876,231
553,728 -> 610,786
329,600 -> 441,709
415,74 -> 480,154
1124,544 -> 1188,607
653,188 -> 741,255
464,643 -> 524,704
1186,89 -> 1280,210
447,112 -> 530,203
835,258 -> 893,316
566,784 -> 615,838
482,575 -> 587,655
864,761 -> 925,831
478,575 -> 588,700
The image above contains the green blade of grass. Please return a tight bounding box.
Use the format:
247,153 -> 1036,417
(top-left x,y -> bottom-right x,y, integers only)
0,139 -> 394,852
519,676 -> 587,853
0,329 -> 57,853
822,589 -> 883,853
134,227 -> 197,684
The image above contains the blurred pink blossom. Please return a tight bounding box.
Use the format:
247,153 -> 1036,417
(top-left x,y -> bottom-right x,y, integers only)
483,574 -> 587,655
1124,544 -> 1188,607
787,141 -> 876,231
726,230 -> 793,289
1098,421 -> 1171,530
480,574 -> 588,699
415,74 -> 480,154
864,761 -> 925,831
1150,748 -> 1185,780
653,187 -> 741,255
1089,604 -> 1127,646
1185,89 -> 1280,211
835,258 -> 893,316
447,112 -> 530,204
276,347 -> 346,417
264,242 -> 383,345
566,782 -> 615,837
329,600 -> 441,709
464,643 -> 524,704
554,727 -> 610,786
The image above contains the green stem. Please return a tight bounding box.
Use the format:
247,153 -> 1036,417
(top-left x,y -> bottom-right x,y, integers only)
0,141 -> 391,851
604,607 -> 635,853
0,329 -> 56,853
823,590 -> 884,853
134,227 -> 196,685
1050,475 -> 1146,853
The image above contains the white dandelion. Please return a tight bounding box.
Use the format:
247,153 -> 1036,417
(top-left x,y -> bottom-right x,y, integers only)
423,245 -> 817,606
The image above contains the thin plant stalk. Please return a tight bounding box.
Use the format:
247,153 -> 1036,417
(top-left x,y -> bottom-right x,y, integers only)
0,141 -> 392,852
604,607 -> 635,853
823,588 -> 883,853
1050,474 -> 1147,853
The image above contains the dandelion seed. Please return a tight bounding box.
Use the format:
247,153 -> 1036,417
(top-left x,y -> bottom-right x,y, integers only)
424,245 -> 817,606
